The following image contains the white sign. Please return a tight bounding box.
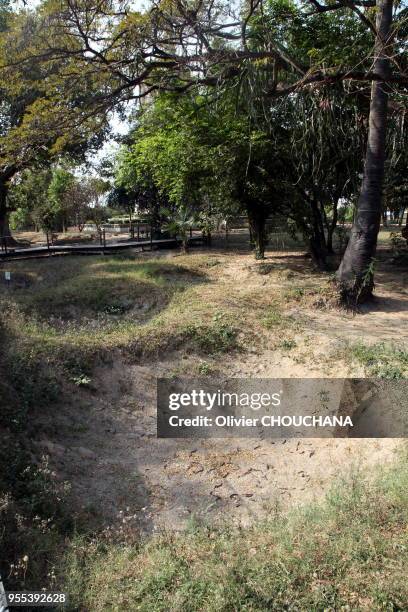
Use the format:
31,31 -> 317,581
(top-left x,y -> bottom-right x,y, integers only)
4,271 -> 10,281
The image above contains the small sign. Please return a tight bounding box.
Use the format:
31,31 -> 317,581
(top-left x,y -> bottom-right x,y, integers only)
4,271 -> 11,281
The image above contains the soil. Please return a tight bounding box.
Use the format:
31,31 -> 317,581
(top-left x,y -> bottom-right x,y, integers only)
33,248 -> 407,533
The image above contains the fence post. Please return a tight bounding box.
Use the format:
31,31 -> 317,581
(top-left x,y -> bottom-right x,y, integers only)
150,224 -> 153,250
225,222 -> 228,247
137,222 -> 140,241
103,229 -> 106,251
46,231 -> 50,254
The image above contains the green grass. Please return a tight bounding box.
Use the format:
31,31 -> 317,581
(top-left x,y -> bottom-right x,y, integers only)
58,448 -> 408,611
350,342 -> 408,379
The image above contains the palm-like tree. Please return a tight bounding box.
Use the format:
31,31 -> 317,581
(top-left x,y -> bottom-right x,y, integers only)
161,207 -> 196,253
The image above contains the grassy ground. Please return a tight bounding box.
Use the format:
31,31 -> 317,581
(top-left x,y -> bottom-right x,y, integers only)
0,244 -> 407,609
60,446 -> 408,611
0,253 -> 241,371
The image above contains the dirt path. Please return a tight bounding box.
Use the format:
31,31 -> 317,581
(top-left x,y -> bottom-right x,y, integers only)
34,251 -> 407,532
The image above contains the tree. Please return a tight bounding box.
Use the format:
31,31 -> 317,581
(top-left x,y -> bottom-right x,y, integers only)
0,3 -> 109,243
115,92 -> 285,259
335,0 -> 394,303
47,168 -> 76,232
8,167 -> 52,231
107,185 -> 136,223
161,206 -> 196,253
6,0 -> 408,298
33,0 -> 407,300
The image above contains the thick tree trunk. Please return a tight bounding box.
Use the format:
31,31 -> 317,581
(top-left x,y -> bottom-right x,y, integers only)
336,0 -> 393,303
247,204 -> 267,259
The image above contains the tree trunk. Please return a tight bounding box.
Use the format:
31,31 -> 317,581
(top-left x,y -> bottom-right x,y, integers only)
326,200 -> 339,255
0,180 -> 17,247
336,0 -> 393,303
382,209 -> 388,227
309,199 -> 329,269
247,204 -> 267,259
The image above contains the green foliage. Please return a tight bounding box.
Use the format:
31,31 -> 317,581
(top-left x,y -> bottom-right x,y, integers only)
8,168 -> 53,230
197,361 -> 212,375
350,342 -> 408,379
0,346 -> 60,430
261,306 -> 295,331
280,338 -> 297,350
161,206 -> 197,250
389,231 -> 408,264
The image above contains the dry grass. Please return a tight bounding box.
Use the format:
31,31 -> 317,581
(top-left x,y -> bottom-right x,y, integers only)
0,251 -> 305,375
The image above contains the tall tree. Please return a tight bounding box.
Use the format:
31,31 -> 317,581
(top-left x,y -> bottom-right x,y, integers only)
8,0 -> 408,298
335,0 -> 394,302
0,3 -> 109,244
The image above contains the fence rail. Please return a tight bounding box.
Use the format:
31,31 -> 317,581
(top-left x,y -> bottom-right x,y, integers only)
0,235 -> 204,261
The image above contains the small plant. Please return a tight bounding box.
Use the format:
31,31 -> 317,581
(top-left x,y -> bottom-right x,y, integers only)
280,338 -> 297,350
184,314 -> 238,354
72,374 -> 92,387
103,303 -> 127,315
161,206 -> 197,253
284,287 -> 305,301
256,263 -> 274,275
262,309 -> 283,328
389,231 -> 408,263
356,258 -> 377,304
198,361 -> 212,375
390,231 -> 407,253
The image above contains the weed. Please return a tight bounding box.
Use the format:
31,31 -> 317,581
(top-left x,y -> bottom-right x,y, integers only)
261,308 -> 284,328
350,342 -> 408,378
280,338 -> 297,350
183,314 -> 238,355
198,362 -> 212,375
255,262 -> 274,275
284,287 -> 305,301
72,374 -> 92,387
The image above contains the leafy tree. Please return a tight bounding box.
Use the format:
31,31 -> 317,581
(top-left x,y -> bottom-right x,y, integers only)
107,185 -> 136,223
35,0 -> 407,301
47,168 -> 76,232
8,167 -> 52,231
0,2 -> 109,243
